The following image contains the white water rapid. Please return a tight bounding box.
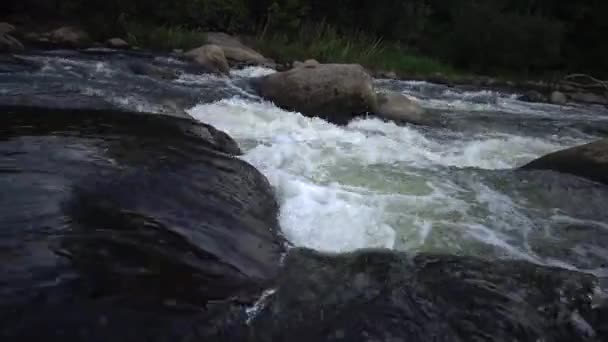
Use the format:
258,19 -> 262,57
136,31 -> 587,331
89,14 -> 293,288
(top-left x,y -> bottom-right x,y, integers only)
188,67 -> 608,275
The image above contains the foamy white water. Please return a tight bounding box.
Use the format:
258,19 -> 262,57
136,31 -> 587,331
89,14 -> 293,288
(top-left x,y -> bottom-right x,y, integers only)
188,76 -> 608,273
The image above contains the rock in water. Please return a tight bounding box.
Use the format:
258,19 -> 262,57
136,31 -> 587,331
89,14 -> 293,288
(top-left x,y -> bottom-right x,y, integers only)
253,63 -> 377,124
106,37 -> 129,49
522,139 -> 608,185
48,26 -> 91,47
519,90 -> 547,103
247,248 -> 605,342
0,33 -> 24,52
374,90 -> 438,126
0,108 -> 284,341
293,59 -> 320,69
569,92 -> 608,105
550,90 -> 568,105
185,44 -> 230,75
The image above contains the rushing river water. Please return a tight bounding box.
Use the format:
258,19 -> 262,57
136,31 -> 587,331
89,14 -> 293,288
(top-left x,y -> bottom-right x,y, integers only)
192,71 -> 608,276
3,50 -> 608,275
1,50 -> 608,340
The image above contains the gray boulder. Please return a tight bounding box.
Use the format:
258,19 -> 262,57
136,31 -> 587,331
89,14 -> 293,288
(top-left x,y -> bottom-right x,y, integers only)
185,44 -> 230,75
205,32 -> 270,67
374,91 -> 437,126
106,37 -> 129,49
48,26 -> 91,47
522,139 -> 608,184
253,63 -> 377,124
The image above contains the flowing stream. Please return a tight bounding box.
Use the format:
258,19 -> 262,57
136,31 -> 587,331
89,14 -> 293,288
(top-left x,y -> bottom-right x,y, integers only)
3,49 -> 608,340
192,69 -> 608,275
2,50 -> 608,278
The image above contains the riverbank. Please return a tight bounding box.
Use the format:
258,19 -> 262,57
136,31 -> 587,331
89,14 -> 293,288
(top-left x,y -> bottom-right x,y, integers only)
3,19 -> 608,106
77,23 -> 608,107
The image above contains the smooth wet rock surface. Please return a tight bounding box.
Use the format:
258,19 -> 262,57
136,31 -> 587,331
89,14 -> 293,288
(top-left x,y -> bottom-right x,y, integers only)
247,249 -> 606,342
0,107 -> 285,341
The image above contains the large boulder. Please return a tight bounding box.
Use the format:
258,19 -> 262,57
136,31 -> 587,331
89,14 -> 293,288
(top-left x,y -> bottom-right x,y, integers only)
0,108 -> 285,341
374,91 -> 437,125
185,44 -> 230,75
106,37 -> 129,49
205,32 -> 270,67
0,33 -> 24,52
521,139 -> 608,184
48,26 -> 91,47
0,22 -> 16,35
253,63 -> 377,124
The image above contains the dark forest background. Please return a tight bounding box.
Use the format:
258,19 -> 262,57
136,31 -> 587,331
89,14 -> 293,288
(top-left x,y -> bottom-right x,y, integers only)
3,0 -> 607,77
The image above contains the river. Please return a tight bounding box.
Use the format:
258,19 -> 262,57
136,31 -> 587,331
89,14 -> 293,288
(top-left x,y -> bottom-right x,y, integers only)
1,50 -> 607,340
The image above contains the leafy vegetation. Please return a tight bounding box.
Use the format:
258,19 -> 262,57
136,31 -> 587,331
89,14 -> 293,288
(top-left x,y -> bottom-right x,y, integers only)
4,0 -> 608,77
253,22 -> 458,76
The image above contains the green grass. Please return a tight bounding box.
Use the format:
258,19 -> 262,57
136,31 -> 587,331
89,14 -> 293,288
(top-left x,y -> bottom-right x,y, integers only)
253,22 -> 459,77
120,21 -> 462,78
123,22 -> 208,51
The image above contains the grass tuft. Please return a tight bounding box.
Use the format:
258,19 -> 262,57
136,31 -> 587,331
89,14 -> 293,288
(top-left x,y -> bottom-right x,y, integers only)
252,22 -> 458,76
121,21 -> 460,77
123,22 -> 208,51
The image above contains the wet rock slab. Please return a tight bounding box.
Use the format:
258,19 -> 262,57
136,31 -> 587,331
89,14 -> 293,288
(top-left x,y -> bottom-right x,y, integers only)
0,107 -> 284,341
247,248 -> 606,342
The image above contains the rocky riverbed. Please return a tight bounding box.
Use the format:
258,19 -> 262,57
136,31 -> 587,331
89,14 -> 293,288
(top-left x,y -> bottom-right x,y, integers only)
1,45 -> 607,341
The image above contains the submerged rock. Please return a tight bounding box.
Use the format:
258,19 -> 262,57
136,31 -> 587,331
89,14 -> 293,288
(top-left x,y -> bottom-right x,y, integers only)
551,90 -> 568,105
253,63 -> 377,124
185,44 -> 230,75
374,90 -> 438,126
0,108 -> 284,341
522,138 -> 608,185
569,92 -> 608,106
0,54 -> 41,73
247,248 -> 605,342
519,90 -> 547,103
127,61 -> 180,80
